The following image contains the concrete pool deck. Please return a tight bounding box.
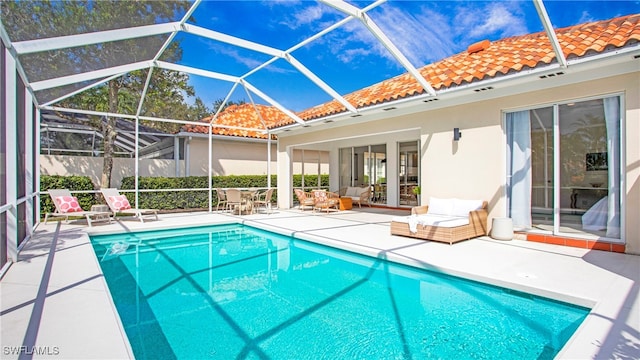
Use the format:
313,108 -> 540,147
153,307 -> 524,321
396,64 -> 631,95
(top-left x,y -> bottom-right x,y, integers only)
1,208 -> 638,359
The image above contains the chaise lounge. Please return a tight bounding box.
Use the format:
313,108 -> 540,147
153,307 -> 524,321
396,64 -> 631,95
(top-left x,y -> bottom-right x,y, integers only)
101,188 -> 158,222
44,189 -> 112,227
390,197 -> 488,244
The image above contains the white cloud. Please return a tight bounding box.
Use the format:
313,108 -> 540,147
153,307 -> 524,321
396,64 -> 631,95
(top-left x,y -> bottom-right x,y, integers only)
578,10 -> 595,24
279,4 -> 332,30
377,6 -> 457,65
334,20 -> 389,62
287,1 -> 529,69
336,47 -> 374,63
204,40 -> 293,74
312,6 -> 452,69
458,2 -> 528,39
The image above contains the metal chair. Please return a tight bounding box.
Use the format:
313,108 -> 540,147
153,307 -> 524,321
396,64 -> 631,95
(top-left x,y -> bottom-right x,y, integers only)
253,188 -> 274,214
225,189 -> 244,214
215,188 -> 228,212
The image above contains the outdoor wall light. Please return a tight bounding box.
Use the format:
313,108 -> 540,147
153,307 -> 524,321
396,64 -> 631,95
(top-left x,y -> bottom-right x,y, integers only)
453,128 -> 462,141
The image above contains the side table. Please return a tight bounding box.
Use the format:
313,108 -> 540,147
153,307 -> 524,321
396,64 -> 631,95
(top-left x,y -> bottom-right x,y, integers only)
491,218 -> 513,240
339,197 -> 353,210
91,204 -> 112,223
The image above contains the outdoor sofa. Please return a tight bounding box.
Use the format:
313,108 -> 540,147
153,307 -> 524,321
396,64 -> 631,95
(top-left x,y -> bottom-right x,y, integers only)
339,186 -> 371,207
390,197 -> 488,244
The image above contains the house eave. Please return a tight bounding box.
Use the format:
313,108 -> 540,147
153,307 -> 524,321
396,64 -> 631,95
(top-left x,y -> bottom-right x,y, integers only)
274,45 -> 640,136
175,131 -> 272,144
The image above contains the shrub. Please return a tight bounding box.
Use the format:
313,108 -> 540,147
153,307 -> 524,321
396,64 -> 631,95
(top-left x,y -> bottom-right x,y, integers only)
39,174 -> 329,214
40,175 -> 97,214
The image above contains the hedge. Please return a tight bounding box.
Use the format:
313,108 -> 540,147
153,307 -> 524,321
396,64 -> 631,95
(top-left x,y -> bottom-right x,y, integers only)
40,175 -> 98,215
40,174 -> 329,214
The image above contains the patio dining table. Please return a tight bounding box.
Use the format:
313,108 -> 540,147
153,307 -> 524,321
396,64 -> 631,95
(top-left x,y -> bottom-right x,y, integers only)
235,188 -> 261,215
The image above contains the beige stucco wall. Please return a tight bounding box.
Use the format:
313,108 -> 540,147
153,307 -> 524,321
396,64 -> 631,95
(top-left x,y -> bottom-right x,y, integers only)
277,73 -> 639,254
40,155 -> 183,188
42,138 -> 329,188
187,138 -> 328,176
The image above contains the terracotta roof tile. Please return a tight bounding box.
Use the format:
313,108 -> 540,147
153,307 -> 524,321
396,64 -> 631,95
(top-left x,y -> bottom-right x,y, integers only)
187,14 -> 640,134
182,103 -> 290,139
293,13 -> 639,124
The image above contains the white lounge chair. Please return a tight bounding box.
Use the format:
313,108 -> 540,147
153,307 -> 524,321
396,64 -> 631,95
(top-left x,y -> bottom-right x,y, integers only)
44,189 -> 111,227
101,188 -> 158,222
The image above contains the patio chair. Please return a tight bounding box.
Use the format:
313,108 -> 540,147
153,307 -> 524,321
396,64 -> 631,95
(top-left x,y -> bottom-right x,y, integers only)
44,189 -> 111,227
215,188 -> 228,212
101,188 -> 158,223
225,188 -> 245,214
312,190 -> 340,213
294,189 -> 315,211
253,188 -> 274,214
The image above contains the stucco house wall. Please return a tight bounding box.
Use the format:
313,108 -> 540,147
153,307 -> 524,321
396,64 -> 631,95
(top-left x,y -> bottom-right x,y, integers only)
41,136 -> 329,188
187,137 -> 328,177
276,73 -> 640,254
39,155 -> 183,188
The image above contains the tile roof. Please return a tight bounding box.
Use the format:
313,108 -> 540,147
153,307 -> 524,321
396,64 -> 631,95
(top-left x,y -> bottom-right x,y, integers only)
184,13 -> 639,136
296,13 -> 640,122
182,103 -> 290,139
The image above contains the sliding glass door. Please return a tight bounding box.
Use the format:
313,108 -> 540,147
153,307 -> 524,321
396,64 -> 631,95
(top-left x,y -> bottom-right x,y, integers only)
398,141 -> 419,207
339,144 -> 386,204
506,96 -> 621,239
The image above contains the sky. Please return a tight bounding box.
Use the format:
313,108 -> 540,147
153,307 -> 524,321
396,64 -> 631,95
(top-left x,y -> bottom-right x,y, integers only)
174,0 -> 640,113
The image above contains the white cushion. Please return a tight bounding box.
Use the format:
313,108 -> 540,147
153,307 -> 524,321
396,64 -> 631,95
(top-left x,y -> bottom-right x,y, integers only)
427,197 -> 454,216
358,187 -> 369,195
418,214 -> 469,227
346,187 -> 359,197
392,214 -> 469,228
451,199 -> 483,217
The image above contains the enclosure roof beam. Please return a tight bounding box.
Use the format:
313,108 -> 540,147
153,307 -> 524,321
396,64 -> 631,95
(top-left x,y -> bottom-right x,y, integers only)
533,0 -> 568,68
12,22 -> 181,54
241,80 -> 305,125
155,61 -> 240,83
30,61 -> 154,91
319,0 -> 437,97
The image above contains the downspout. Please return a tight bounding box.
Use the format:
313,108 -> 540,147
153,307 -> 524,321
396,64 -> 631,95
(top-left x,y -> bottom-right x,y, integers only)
174,135 -> 180,176
208,125 -> 212,212
185,136 -> 191,177
267,135 -> 272,188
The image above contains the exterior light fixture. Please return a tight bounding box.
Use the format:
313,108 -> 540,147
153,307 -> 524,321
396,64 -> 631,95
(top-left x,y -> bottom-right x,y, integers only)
453,128 -> 462,141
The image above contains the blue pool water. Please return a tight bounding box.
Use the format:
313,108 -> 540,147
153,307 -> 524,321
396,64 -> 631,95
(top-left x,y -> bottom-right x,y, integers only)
90,224 -> 589,359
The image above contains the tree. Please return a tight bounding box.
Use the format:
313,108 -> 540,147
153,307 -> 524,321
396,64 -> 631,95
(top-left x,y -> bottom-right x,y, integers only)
2,0 -> 194,187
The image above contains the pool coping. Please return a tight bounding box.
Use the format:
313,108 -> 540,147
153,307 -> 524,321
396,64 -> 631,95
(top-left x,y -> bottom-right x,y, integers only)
1,209 -> 638,359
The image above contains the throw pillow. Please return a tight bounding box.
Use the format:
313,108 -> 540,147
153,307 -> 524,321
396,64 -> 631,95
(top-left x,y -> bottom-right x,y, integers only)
452,199 -> 483,217
427,197 -> 454,216
313,190 -> 327,202
54,196 -> 83,213
109,195 -> 131,210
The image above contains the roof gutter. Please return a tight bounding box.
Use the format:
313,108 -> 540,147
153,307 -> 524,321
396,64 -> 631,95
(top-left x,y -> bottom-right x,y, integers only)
175,131 -> 273,144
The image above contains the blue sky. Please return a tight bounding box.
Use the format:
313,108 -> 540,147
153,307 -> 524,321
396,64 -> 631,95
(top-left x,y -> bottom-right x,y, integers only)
175,0 -> 639,113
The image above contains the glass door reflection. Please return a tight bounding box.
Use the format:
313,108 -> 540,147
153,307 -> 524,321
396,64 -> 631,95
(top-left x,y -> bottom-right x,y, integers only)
399,141 -> 419,207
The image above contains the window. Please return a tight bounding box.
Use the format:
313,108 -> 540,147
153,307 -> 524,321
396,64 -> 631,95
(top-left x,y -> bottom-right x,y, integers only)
506,97 -> 621,239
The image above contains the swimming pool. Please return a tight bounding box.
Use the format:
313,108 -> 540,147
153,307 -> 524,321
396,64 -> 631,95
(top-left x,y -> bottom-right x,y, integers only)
90,224 -> 589,359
